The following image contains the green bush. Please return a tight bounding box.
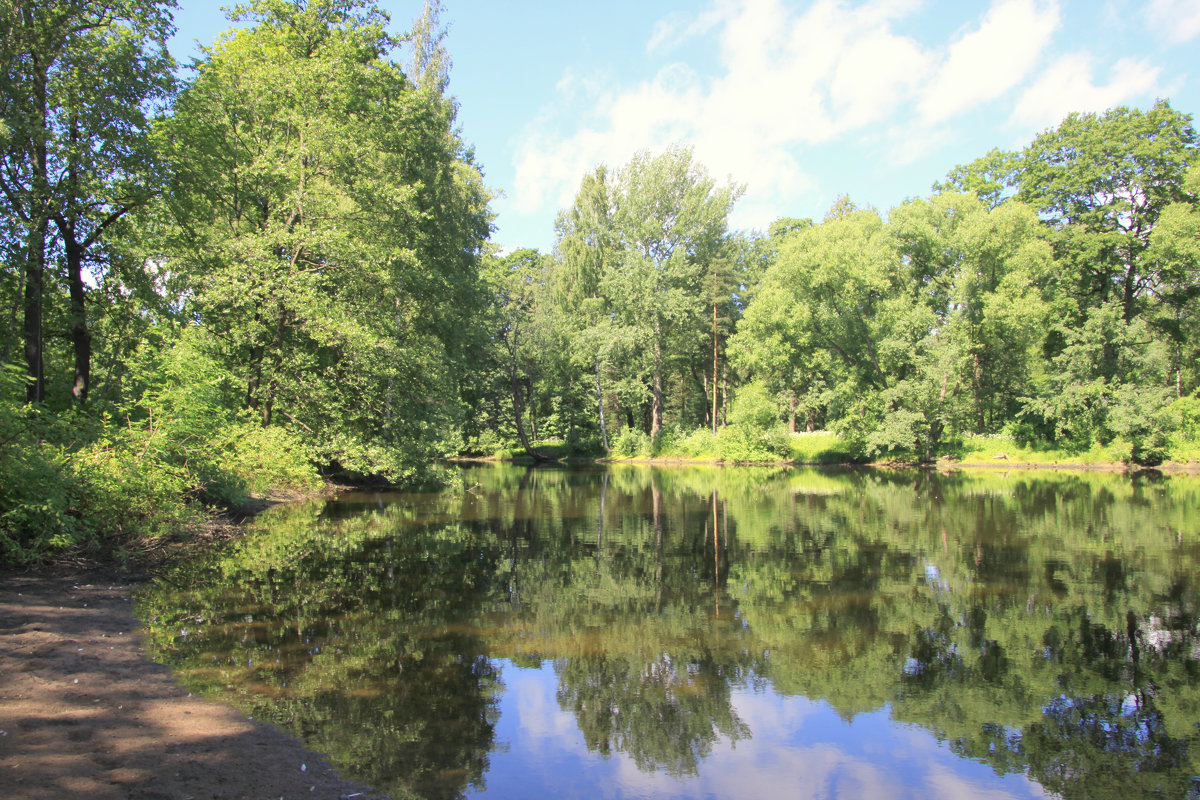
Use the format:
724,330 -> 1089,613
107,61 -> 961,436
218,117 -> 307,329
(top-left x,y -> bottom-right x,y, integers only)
713,424 -> 792,462
727,382 -> 781,429
0,341 -> 322,565
1107,385 -> 1175,466
216,420 -> 322,499
789,430 -> 854,463
610,426 -> 652,458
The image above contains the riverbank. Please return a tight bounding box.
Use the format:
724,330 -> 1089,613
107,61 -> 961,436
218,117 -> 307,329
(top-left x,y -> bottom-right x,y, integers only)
478,451 -> 1199,472
476,427 -> 1200,472
0,496 -> 385,800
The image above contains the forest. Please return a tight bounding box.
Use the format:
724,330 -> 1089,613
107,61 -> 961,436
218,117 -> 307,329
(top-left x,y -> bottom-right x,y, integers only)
2,0 -> 1199,564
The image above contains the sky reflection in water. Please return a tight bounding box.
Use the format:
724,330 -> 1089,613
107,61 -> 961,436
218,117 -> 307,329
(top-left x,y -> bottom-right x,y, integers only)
479,660 -> 1050,800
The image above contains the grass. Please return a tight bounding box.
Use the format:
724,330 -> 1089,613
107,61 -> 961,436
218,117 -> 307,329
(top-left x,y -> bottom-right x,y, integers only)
943,433 -> 1200,468
786,431 -> 856,464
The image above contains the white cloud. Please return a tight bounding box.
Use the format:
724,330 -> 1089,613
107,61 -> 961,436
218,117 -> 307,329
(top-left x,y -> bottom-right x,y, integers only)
647,6 -> 727,54
1146,0 -> 1200,44
511,0 -> 944,231
918,0 -> 1060,124
1012,53 -> 1161,130
508,0 -> 1172,242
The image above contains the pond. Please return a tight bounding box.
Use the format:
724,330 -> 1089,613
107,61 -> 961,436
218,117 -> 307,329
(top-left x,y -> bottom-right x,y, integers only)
139,464 -> 1200,800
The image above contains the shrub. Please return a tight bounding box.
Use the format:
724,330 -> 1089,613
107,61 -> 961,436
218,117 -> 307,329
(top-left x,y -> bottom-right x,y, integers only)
713,424 -> 792,462
610,426 -> 652,458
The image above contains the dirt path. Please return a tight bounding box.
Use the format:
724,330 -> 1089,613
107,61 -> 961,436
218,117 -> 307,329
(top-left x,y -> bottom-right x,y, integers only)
0,570 -> 383,800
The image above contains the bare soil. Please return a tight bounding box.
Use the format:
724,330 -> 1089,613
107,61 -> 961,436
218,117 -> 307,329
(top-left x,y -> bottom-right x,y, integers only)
0,568 -> 384,800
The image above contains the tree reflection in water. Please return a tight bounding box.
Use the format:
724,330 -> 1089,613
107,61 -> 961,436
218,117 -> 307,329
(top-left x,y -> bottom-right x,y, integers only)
140,464 -> 1200,800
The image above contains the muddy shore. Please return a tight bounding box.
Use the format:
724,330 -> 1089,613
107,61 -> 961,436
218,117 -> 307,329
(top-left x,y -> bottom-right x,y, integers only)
0,568 -> 383,800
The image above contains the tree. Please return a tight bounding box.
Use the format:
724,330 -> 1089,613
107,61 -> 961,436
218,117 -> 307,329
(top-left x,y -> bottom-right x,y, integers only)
601,146 -> 742,438
1020,102 -> 1197,324
554,165 -> 615,450
0,0 -> 174,404
162,0 -> 490,479
1150,163 -> 1200,395
480,248 -> 552,459
889,192 -> 1053,434
944,101 -> 1198,325
729,219 -> 819,432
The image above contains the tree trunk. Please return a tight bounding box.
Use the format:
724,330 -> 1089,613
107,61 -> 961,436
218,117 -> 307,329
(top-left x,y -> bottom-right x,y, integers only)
594,356 -> 609,451
509,361 -> 548,461
62,228 -> 91,404
529,391 -> 538,443
1122,263 -> 1137,323
651,338 -> 664,438
22,219 -> 46,404
22,47 -> 50,405
720,362 -> 728,427
788,392 -> 797,433
712,298 -> 719,434
973,351 -> 985,432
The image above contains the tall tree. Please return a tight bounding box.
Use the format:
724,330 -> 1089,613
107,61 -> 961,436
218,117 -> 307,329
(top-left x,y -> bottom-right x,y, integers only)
603,146 -> 742,438
163,0 -> 490,479
946,101 -> 1198,324
0,0 -> 174,403
481,247 -> 550,459
554,165 -> 615,450
1151,163 -> 1200,394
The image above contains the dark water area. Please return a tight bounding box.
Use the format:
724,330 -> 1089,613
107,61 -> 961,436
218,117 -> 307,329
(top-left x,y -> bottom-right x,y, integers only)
138,464 -> 1200,799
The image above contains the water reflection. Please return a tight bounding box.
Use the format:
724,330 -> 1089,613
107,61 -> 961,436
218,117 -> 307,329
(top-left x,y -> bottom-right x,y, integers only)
139,465 -> 1200,799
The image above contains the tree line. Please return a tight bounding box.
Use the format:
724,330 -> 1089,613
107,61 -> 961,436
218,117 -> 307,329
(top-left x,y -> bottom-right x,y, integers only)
490,100 -> 1200,466
1,0 -> 1198,562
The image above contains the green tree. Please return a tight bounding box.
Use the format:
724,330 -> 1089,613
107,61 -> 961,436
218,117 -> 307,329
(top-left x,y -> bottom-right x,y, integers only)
890,192 -> 1053,435
602,146 -> 742,438
480,247 -> 552,458
945,101 -> 1198,325
161,0 -> 490,479
0,0 -> 174,404
1150,163 -> 1200,395
553,165 -> 615,450
729,218 -> 822,432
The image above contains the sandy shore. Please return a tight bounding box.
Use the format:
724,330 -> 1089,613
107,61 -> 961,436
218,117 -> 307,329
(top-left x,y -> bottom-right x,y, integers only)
0,569 -> 383,800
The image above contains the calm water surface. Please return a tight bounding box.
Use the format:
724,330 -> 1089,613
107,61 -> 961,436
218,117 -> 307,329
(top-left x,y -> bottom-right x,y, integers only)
139,465 -> 1200,799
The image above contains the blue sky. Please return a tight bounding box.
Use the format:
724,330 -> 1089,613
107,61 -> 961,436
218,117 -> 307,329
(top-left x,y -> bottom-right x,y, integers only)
170,1 -> 1200,252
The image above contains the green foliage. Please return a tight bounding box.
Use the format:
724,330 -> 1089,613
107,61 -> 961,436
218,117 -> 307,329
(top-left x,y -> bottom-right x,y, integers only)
711,423 -> 792,462
0,379 -> 86,561
610,426 -> 653,458
1170,394 -> 1200,440
160,0 -> 489,482
3,0 -> 1200,574
0,325 -> 324,564
786,430 -> 852,463
0,401 -> 197,564
726,381 -> 779,429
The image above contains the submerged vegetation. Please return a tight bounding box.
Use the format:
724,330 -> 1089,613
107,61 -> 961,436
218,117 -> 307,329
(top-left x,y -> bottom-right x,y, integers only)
2,0 -> 1200,563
